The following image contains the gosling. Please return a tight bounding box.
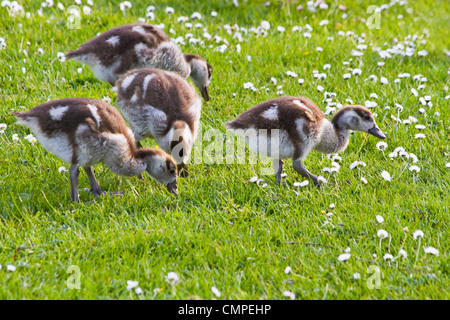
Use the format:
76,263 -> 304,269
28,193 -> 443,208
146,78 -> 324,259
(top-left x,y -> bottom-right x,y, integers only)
116,68 -> 202,177
13,98 -> 178,202
225,96 -> 386,186
66,23 -> 212,101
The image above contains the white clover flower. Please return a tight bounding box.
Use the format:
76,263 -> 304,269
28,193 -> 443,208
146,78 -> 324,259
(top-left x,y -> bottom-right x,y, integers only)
399,249 -> 407,258
277,26 -> 285,33
344,247 -> 351,253
0,123 -> 7,133
337,253 -> 351,261
284,266 -> 292,274
377,229 -> 389,238
353,273 -> 361,279
411,88 -> 418,96
283,290 -> 295,300
323,64 -> 331,70
298,79 -> 304,85
7,265 -> 16,272
211,11 -> 217,17
383,254 -> 394,261
376,141 -> 388,151
343,73 -> 351,79
146,5 -> 155,12
413,230 -> 424,240
409,166 -> 420,173
165,272 -> 180,285
165,7 -> 174,14
380,77 -> 388,84
381,171 -> 391,181
423,247 -> 439,256
370,93 -> 378,99
361,177 -> 368,184
376,215 -> 384,223
446,163 -> 450,168
12,133 -> 19,141
135,287 -> 143,294
317,85 -> 324,92
415,124 -> 426,130
319,19 -> 329,26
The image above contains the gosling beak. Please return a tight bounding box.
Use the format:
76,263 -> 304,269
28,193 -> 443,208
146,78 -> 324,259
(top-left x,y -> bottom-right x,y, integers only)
368,126 -> 386,140
166,180 -> 178,196
201,86 -> 210,102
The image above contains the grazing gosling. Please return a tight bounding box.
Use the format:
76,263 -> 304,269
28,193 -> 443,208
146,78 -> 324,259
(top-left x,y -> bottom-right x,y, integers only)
225,96 -> 386,186
116,68 -> 202,177
13,98 -> 178,202
66,23 -> 212,101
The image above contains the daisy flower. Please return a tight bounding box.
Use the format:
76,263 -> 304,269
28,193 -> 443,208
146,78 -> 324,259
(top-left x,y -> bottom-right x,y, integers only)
413,230 -> 424,240
211,286 -> 221,298
423,247 -> 439,256
381,171 -> 391,181
383,254 -> 394,261
337,253 -> 351,261
165,272 -> 180,285
126,280 -> 138,290
376,141 -> 388,151
283,290 -> 295,300
377,229 -> 388,238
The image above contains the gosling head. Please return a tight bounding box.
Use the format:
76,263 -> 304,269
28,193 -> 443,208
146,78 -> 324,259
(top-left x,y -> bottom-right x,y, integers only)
332,106 -> 386,139
137,149 -> 178,195
184,54 -> 212,101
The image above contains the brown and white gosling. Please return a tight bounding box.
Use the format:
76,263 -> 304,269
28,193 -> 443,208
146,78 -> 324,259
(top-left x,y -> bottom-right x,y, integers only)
116,68 -> 202,177
225,97 -> 386,186
13,98 -> 178,202
66,23 -> 212,101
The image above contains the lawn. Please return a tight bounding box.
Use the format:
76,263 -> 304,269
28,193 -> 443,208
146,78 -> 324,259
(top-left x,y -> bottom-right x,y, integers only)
0,0 -> 449,300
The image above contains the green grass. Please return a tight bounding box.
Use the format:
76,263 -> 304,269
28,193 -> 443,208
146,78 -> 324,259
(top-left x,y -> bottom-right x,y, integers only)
0,0 -> 449,299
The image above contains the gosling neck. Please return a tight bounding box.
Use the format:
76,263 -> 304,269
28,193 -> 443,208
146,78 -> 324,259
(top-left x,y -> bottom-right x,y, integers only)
103,149 -> 147,177
314,119 -> 350,154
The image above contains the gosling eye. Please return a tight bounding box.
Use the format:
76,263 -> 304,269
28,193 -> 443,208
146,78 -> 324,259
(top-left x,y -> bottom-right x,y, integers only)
350,117 -> 359,125
169,169 -> 175,175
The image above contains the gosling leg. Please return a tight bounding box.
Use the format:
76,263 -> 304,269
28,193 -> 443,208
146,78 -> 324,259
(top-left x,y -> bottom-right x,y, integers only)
69,164 -> 80,202
293,159 -> 320,187
84,166 -> 104,197
274,159 -> 284,185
